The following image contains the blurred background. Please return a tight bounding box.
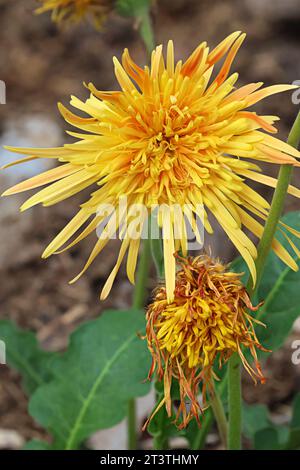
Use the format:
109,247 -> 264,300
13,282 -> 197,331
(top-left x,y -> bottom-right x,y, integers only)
0,0 -> 300,450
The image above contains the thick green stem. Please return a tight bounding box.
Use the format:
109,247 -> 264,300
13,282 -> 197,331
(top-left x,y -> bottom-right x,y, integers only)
133,238 -> 152,309
127,239 -> 152,450
228,353 -> 242,450
127,398 -> 137,450
150,238 -> 164,279
227,109 -> 300,451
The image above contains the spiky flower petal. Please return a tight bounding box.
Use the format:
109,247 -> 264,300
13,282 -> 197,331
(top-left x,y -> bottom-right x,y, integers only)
3,33 -> 300,301
36,0 -> 113,28
146,254 -> 266,428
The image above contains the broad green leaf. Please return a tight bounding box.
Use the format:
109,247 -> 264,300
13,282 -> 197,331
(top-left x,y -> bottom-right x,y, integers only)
29,309 -> 151,450
116,0 -> 150,17
254,427 -> 281,450
243,403 -> 289,449
285,428 -> 300,450
0,320 -> 56,394
291,393 -> 300,428
243,403 -> 270,439
284,427 -> 300,450
147,381 -> 184,443
23,440 -> 51,450
286,393 -> 300,449
277,426 -> 290,446
231,211 -> 300,352
147,406 -> 183,444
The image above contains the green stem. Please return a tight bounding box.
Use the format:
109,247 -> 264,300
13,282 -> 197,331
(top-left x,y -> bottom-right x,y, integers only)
228,353 -> 242,450
210,384 -> 228,448
133,238 -> 152,309
150,238 -> 164,279
128,239 -> 152,450
227,109 -> 300,451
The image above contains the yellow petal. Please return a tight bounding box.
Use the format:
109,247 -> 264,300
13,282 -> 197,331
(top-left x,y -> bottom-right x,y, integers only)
1,155 -> 39,170
42,209 -> 90,258
236,205 -> 298,271
209,205 -> 257,284
208,31 -> 242,65
3,144 -> 65,158
237,169 -> 300,199
161,206 -> 176,303
100,237 -> 131,300
2,164 -> 79,196
262,134 -> 300,160
213,33 -> 245,86
56,211 -> 113,254
245,84 -> 298,107
167,40 -> 175,76
126,238 -> 141,284
113,57 -> 137,93
20,169 -> 98,211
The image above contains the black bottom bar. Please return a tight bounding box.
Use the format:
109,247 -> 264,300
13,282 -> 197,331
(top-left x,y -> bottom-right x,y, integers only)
1,450 -> 299,467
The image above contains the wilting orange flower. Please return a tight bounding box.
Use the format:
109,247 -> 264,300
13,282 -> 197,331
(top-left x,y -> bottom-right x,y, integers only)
146,254 -> 266,428
3,33 -> 300,301
35,0 -> 113,28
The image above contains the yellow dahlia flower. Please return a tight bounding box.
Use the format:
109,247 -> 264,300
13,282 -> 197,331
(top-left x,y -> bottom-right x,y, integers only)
35,0 -> 113,28
145,254 -> 266,428
3,32 -> 300,301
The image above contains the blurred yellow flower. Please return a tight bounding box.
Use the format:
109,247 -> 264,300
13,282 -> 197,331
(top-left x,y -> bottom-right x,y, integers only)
3,32 -> 300,301
145,254 -> 266,428
36,0 -> 113,28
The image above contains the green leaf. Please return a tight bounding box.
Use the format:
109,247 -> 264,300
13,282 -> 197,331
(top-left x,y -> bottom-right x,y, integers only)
0,320 -> 56,394
291,393 -> 300,428
243,404 -> 290,449
285,393 -> 300,449
231,211 -> 300,352
243,403 -> 270,439
28,309 -> 151,450
286,429 -> 300,449
254,427 -> 281,450
230,256 -> 249,285
116,0 -> 150,17
23,440 -> 51,450
147,405 -> 183,443
147,381 -> 184,444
